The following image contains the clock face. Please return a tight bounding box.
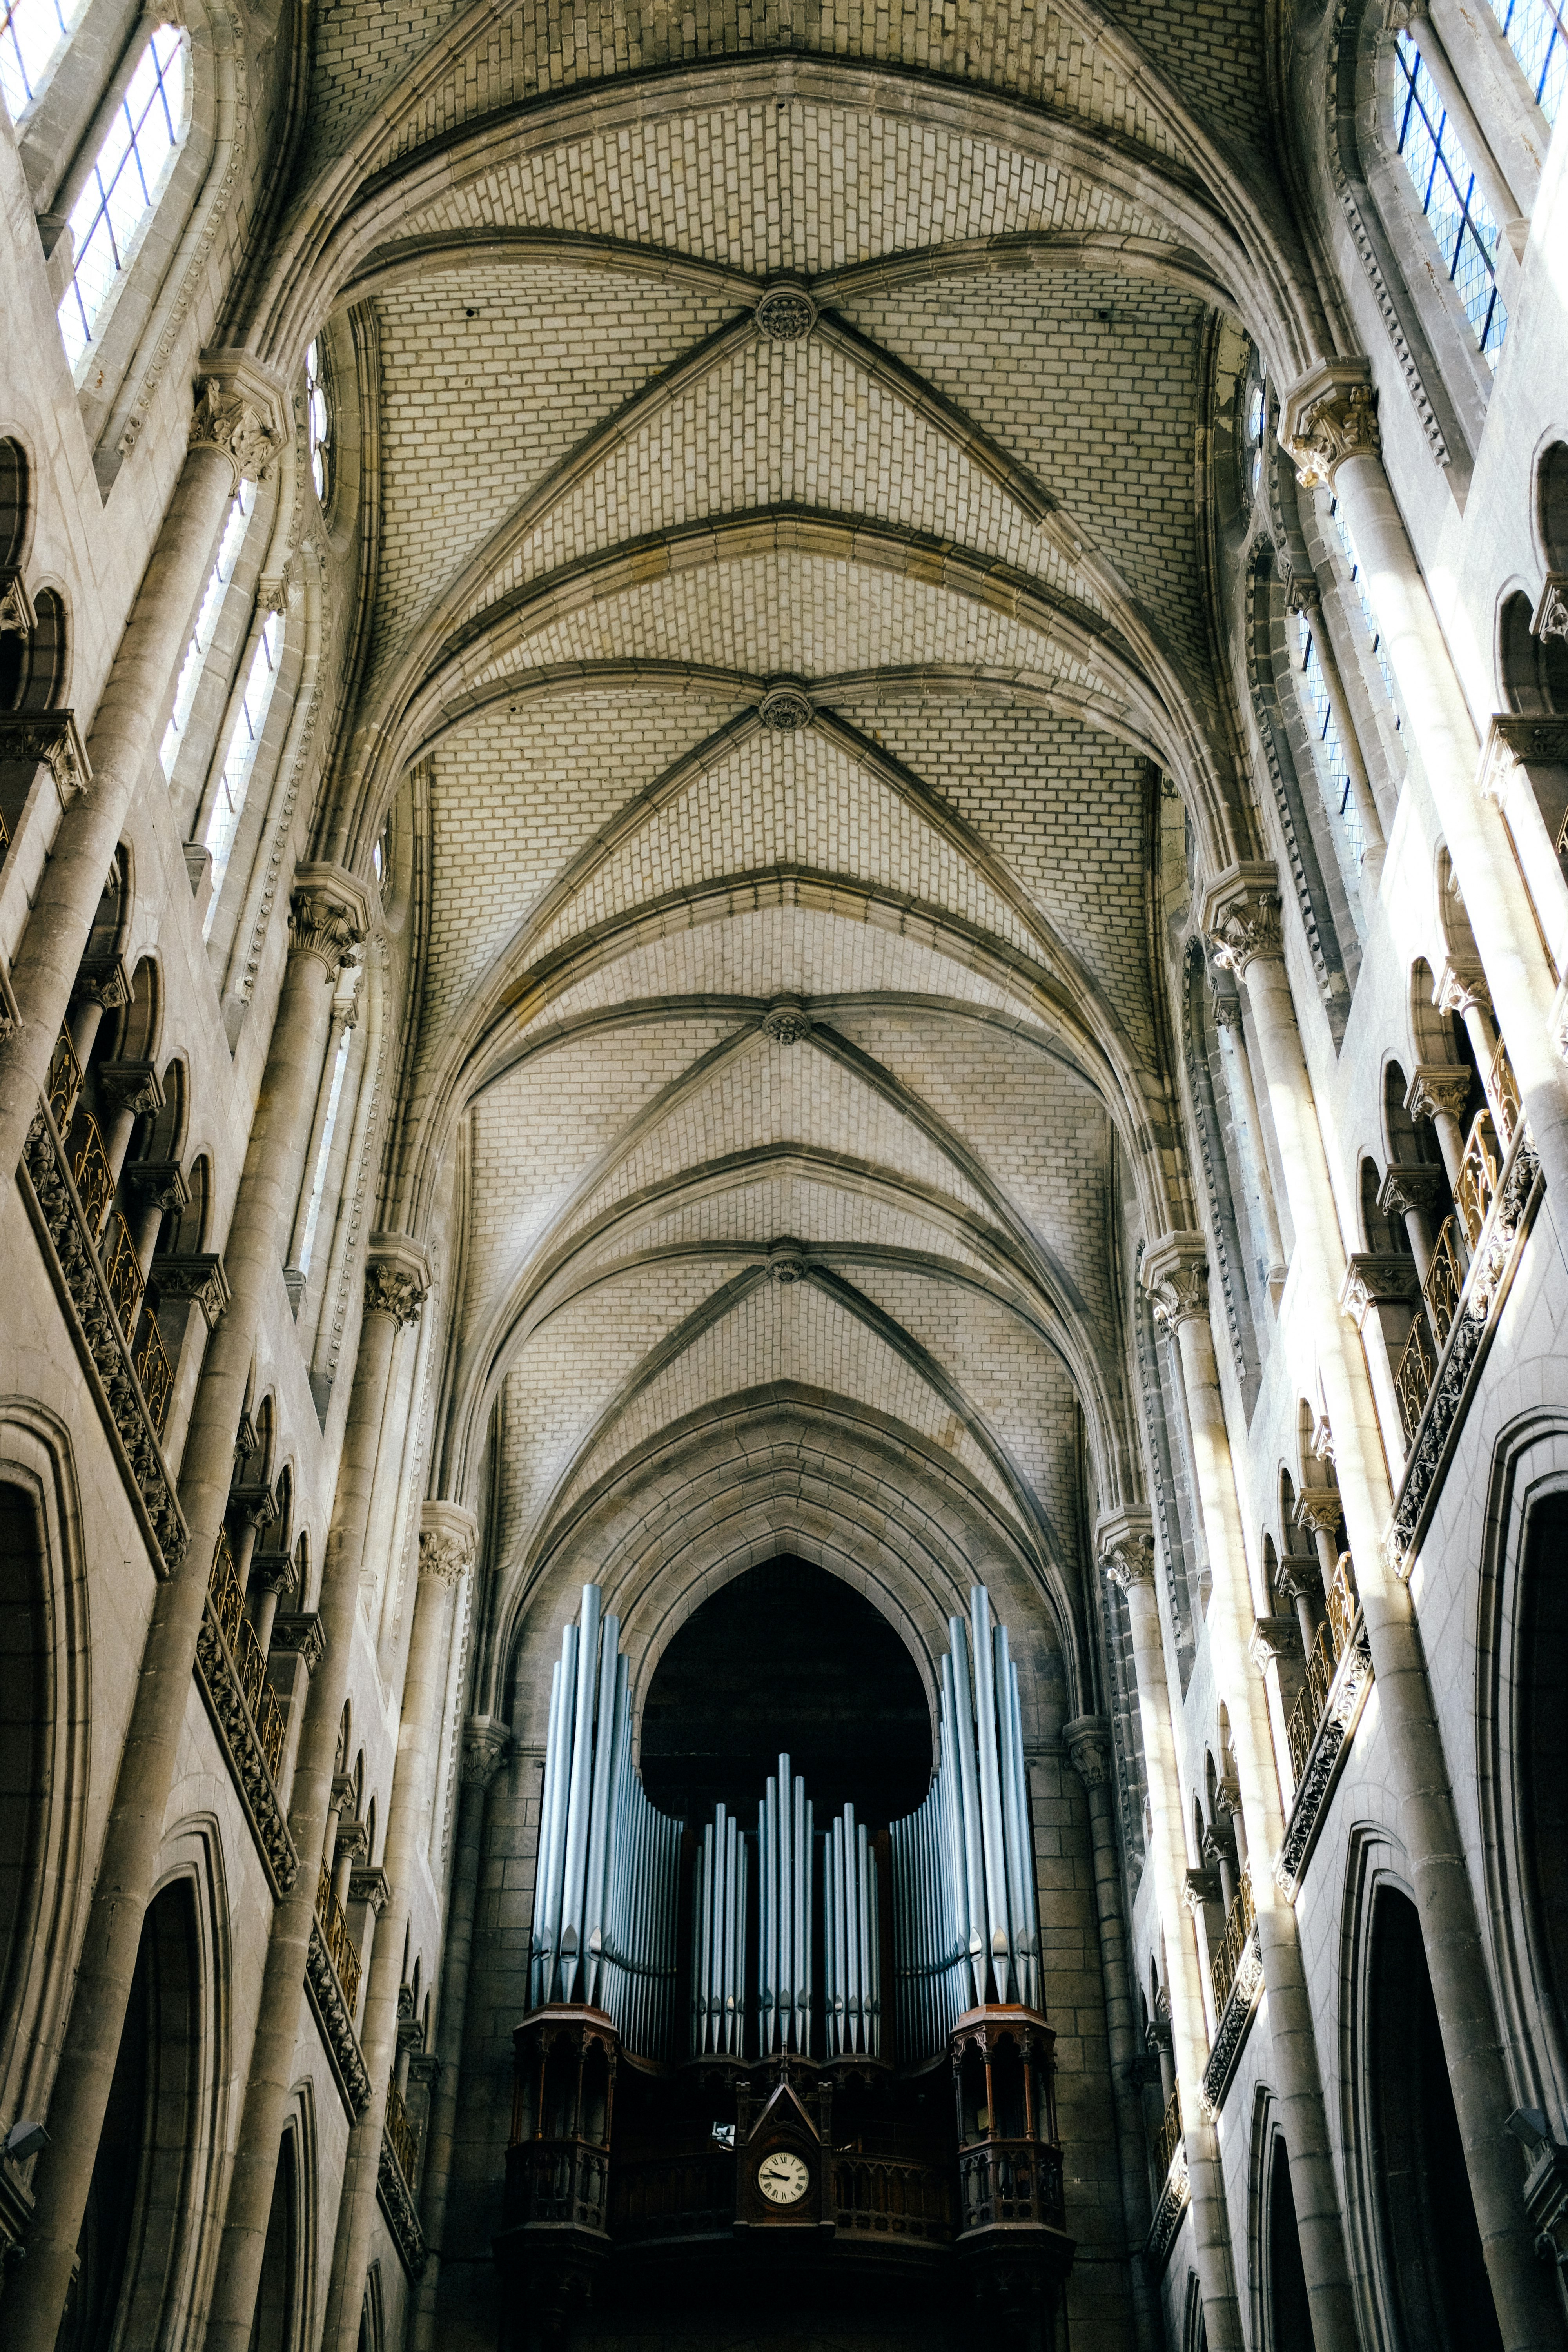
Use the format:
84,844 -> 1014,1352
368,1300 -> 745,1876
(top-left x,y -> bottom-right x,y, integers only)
756,2148 -> 811,2207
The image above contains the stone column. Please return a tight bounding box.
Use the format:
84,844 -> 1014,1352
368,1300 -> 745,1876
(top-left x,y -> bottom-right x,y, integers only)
1406,1066 -> 1472,1201
203,1237 -> 431,2352
1281,362 -> 1568,1214
1098,1513 -> 1243,2351
1141,1236 -> 1361,2352
1062,1715 -> 1160,2352
3,869 -> 365,2341
1203,862 -> 1564,2350
0,360 -> 287,1186
1210,983 -> 1288,1287
321,1503 -> 477,2352
410,1713 -> 510,2352
1378,1164 -> 1444,1288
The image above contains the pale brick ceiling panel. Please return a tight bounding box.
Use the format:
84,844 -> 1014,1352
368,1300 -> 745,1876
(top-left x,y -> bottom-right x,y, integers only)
513,906 -> 1027,1040
420,690 -> 748,1052
377,9 -> 1184,168
303,0 -> 473,183
560,1031 -> 992,1239
836,274 -> 1207,673
495,1258 -> 738,1563
462,1019 -> 742,1327
476,555 -> 1089,701
850,700 -> 1155,1056
524,727 -> 1036,966
597,1173 -> 996,1272
824,1008 -> 1115,1327
401,107 -> 1171,278
369,270 -> 737,711
845,1263 -> 1080,1520
481,337 -> 1087,608
556,1275 -> 1007,1521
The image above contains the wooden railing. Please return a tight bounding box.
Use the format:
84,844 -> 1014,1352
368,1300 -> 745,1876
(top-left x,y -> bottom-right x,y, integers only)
385,2074 -> 419,2187
1210,1865 -> 1255,2017
835,2152 -> 952,2242
209,1531 -> 285,1780
1155,2086 -> 1182,2181
511,2138 -> 612,2232
958,2139 -> 1064,2232
1287,1554 -> 1359,1786
315,1863 -> 362,2016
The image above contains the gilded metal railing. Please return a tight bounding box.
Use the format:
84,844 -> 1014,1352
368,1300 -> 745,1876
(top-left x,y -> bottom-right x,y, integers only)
1154,2086 -> 1182,2182
1489,1039 -> 1520,1147
1455,1109 -> 1502,1249
209,1531 -> 285,1781
134,1316 -> 173,1437
101,1209 -> 145,1336
1210,1866 -> 1255,2017
69,1111 -> 114,1233
385,2075 -> 419,2187
1422,1216 -> 1463,1350
46,1027 -> 82,1131
1287,1555 -> 1359,1786
315,1864 -> 363,2016
1394,1313 -> 1437,1443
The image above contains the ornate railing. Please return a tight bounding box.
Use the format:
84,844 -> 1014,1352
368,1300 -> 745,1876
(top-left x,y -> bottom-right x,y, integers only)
1154,2086 -> 1182,2183
508,2138 -> 611,2233
612,2150 -> 730,2241
1210,1866 -> 1255,2017
1394,1312 -> 1437,1443
209,1532 -> 285,1780
385,2075 -> 420,2188
1287,1556 -> 1359,1785
957,2140 -> 1064,2232
315,1864 -> 362,2016
135,1316 -> 173,1432
46,1026 -> 82,1130
1455,1108 -> 1503,1248
194,1532 -> 297,1895
69,1110 -> 114,1233
835,2153 -> 952,2242
100,1208 -> 145,1335
1489,1039 -> 1520,1147
1422,1217 -> 1463,1350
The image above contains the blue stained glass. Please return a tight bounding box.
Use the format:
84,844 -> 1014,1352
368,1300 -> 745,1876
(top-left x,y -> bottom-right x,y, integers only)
1393,30 -> 1507,369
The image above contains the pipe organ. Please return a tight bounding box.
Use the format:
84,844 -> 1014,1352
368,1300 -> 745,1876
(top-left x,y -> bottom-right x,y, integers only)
506,1579 -> 1072,2345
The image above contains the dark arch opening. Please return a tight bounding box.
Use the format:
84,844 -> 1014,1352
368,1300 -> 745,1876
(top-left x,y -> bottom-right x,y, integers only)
1501,586 -> 1568,715
1519,1490 -> 1568,2083
60,1878 -> 201,2352
1540,442 -> 1568,570
638,1556 -> 931,1826
250,2127 -> 299,2352
1368,1884 -> 1503,2352
0,1482 -> 45,2041
1268,2142 -> 1313,2352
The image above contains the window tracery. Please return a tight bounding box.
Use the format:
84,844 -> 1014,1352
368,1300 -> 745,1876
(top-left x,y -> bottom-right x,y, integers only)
1489,0 -> 1566,120
160,483 -> 256,777
56,23 -> 189,376
1392,27 -> 1507,367
202,604 -> 281,935
0,0 -> 82,119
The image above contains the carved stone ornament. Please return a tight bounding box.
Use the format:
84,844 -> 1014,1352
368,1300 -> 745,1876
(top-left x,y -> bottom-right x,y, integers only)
256,573 -> 289,615
377,2128 -> 428,2278
1249,1614 -> 1300,1671
305,1920 -> 373,2121
287,871 -> 369,976
754,283 -> 817,343
0,710 -> 92,800
419,1498 -> 478,1586
1098,1508 -> 1157,1593
1339,1252 -> 1421,1329
1062,1714 -> 1113,1789
349,1865 -> 392,1913
251,1550 -> 298,1599
124,1160 -> 191,1218
1141,1230 -> 1210,1334
1279,360 -> 1382,492
1293,1490 -> 1344,1541
270,1611 -> 327,1670
189,359 -> 287,490
0,565 -> 36,635
364,1261 -> 427,1327
1378,1162 -> 1447,1222
1481,715 -> 1568,796
761,995 -> 813,1043
1434,953 -> 1490,1020
1273,1555 -> 1324,1611
1533,572 -> 1568,646
1405,1063 -> 1472,1126
193,1593 -> 300,1899
1201,862 -> 1285,978
460,1714 -> 512,1788
758,682 -> 815,731
150,1251 -> 231,1329
1281,567 -> 1321,617
71,951 -> 131,1012
230,1479 -> 281,1534
96,1060 -> 165,1121
766,1236 -> 809,1283
1183,1866 -> 1221,1915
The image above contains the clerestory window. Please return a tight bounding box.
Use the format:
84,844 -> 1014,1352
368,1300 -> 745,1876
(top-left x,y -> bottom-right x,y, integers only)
1294,610 -> 1366,899
304,340 -> 332,508
161,483 -> 256,776
1490,0 -> 1566,121
0,0 -> 83,119
202,607 -> 281,934
57,22 -> 188,376
1392,28 -> 1507,368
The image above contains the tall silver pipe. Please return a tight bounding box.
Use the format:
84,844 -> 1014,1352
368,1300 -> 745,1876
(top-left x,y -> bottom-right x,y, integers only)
776,1753 -> 793,2043
531,1657 -> 565,2007
944,1640 -> 987,2009
803,1798 -> 814,2057
581,1617 -> 622,2008
969,1588 -> 1011,2004
791,1773 -> 806,2052
867,1831 -> 881,2058
543,1621 -> 579,2001
1008,1657 -> 1040,2007
762,1777 -> 777,2051
993,1620 -> 1027,2006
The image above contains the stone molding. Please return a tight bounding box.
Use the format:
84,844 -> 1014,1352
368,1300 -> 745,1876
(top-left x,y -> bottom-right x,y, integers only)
461,1714 -> 512,1787
377,2131 -> 428,2279
1479,711 -> 1568,788
1279,358 -> 1381,490
0,563 -> 36,635
1201,862 -> 1285,976
20,1103 -> 186,1573
1405,1063 -> 1472,1125
305,1920 -> 373,2121
190,351 -> 290,489
364,1231 -> 432,1326
192,1595 -> 300,1898
1274,1623 -> 1375,1899
760,995 -> 813,1042
1433,953 -> 1490,1020
287,862 -> 372,975
1141,1230 -> 1210,1333
1292,1491 -> 1343,1541
1061,1714 -> 1112,1789
765,1236 -> 809,1283
126,1161 -> 190,1220
758,680 -> 815,729
1386,1124 -> 1543,1575
754,283 -> 817,342
1097,1507 -> 1156,1593
1198,1928 -> 1265,2118
1339,1253 -> 1421,1330
0,709 -> 92,800
1533,573 -> 1568,647
419,1498 -> 477,1583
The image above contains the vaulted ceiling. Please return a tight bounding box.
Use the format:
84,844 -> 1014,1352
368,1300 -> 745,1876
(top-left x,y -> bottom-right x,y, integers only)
287,0 -> 1299,1701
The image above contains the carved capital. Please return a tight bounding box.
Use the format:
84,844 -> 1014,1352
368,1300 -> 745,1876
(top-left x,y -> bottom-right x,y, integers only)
419,1499 -> 477,1585
1183,1866 -> 1221,1915
1378,1162 -> 1447,1221
461,1713 -> 512,1787
1293,1491 -> 1344,1542
1141,1230 -> 1210,1333
1098,1508 -> 1157,1594
229,1479 -> 280,1534
0,709 -> 92,800
287,862 -> 371,976
96,1060 -> 164,1122
1062,1713 -> 1113,1789
1533,572 -> 1568,647
251,1549 -> 298,1600
1339,1252 -> 1421,1328
1406,1063 -> 1472,1126
761,996 -> 812,1044
150,1251 -> 230,1330
349,1865 -> 392,1914
190,352 -> 289,490
1274,1555 -> 1324,1611
1249,1614 -> 1301,1672
335,1819 -> 370,1868
125,1160 -> 190,1218
1201,862 -> 1285,977
1281,567 -> 1321,617
363,1230 -> 431,1327
1279,360 -> 1381,491
1434,954 -> 1491,1021
0,565 -> 36,635
270,1611 -> 326,1670
72,951 -> 131,1012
